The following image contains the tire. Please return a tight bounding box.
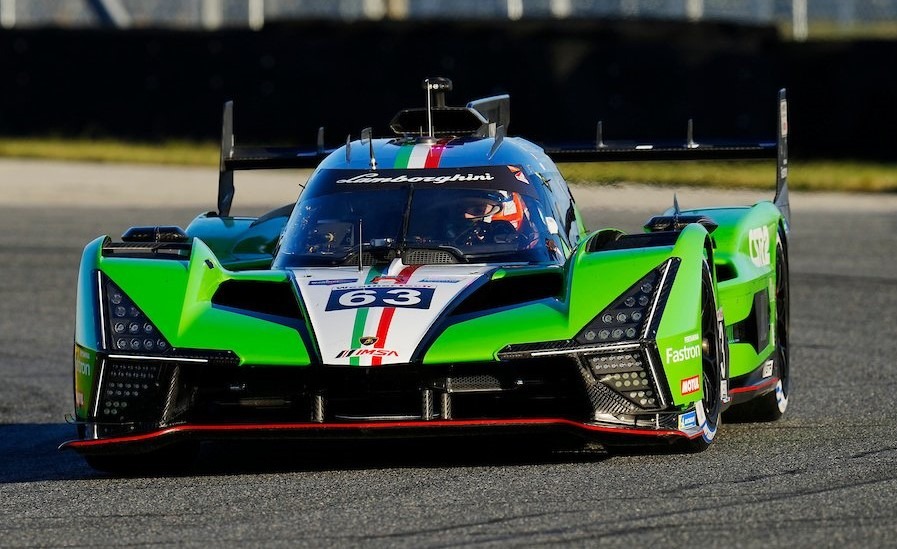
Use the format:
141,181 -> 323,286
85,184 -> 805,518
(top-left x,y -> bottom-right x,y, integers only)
724,231 -> 790,422
678,260 -> 725,453
84,441 -> 199,475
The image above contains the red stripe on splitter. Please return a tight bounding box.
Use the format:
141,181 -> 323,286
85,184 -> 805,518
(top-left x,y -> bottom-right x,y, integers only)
423,139 -> 449,168
372,264 -> 423,366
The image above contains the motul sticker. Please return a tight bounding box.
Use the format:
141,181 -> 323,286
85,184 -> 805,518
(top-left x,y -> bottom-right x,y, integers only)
681,375 -> 700,395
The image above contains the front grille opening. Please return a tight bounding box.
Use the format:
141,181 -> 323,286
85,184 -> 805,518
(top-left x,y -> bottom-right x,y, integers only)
212,280 -> 303,320
452,272 -> 563,315
402,249 -> 459,265
160,359 -> 594,425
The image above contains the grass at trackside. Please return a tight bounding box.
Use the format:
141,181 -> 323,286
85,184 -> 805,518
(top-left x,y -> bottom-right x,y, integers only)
0,138 -> 219,167
560,160 -> 897,193
1,137 -> 895,193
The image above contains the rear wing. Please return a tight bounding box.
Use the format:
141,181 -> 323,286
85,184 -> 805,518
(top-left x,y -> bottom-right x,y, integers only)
217,101 -> 336,217
215,90 -> 790,223
544,89 -> 790,224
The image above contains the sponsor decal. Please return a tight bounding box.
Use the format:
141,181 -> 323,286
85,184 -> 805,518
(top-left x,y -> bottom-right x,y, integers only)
683,333 -> 700,344
762,359 -> 774,378
75,346 -> 91,376
326,287 -> 435,311
76,391 -> 84,408
336,172 -> 495,184
749,225 -> 771,267
780,99 -> 788,137
336,348 -> 399,358
372,275 -> 402,284
309,278 -> 359,286
678,410 -> 698,430
681,375 -> 700,395
419,278 -> 461,284
665,343 -> 700,364
359,336 -> 378,346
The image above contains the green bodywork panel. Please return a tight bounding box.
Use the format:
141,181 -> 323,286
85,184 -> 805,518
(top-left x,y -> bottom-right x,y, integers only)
76,237 -> 310,367
682,201 -> 783,378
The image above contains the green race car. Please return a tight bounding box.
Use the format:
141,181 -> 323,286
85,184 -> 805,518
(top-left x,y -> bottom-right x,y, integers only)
64,79 -> 791,471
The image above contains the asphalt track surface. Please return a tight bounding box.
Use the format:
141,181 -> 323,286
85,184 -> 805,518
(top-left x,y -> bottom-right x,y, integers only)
2,159 -> 897,547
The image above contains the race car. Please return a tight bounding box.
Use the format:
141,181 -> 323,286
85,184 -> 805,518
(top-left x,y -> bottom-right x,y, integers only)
63,78 -> 791,471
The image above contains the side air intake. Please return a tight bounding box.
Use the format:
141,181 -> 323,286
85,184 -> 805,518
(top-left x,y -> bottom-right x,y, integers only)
212,280 -> 303,320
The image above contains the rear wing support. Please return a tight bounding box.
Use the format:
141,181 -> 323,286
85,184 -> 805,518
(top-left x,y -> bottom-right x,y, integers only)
544,89 -> 790,225
216,101 -> 333,217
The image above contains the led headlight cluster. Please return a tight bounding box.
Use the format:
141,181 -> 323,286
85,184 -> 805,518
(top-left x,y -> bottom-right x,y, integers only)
587,352 -> 657,408
100,361 -> 163,423
576,267 -> 663,345
103,277 -> 171,354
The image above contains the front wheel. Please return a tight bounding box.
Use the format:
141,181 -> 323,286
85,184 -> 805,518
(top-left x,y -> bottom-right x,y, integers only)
678,261 -> 725,453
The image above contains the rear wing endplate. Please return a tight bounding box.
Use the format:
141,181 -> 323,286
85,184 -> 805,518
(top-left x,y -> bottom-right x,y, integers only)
217,101 -> 335,217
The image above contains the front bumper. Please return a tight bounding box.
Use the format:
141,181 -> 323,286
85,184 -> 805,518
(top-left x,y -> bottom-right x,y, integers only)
65,349 -> 705,456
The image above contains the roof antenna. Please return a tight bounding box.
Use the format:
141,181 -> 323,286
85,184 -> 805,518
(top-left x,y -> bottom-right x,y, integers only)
423,77 -> 452,138
361,127 -> 377,169
686,119 -> 698,149
316,127 -> 325,155
345,134 -> 351,163
672,194 -> 681,227
596,121 -> 607,149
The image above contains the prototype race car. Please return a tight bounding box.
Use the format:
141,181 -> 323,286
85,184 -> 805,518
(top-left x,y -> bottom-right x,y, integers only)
63,78 -> 791,471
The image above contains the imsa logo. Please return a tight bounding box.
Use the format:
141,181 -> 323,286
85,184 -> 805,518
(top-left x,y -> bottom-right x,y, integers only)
335,348 -> 399,359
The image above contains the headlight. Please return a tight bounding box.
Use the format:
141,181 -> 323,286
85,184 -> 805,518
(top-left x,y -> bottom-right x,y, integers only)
102,277 -> 171,354
586,351 -> 657,408
575,260 -> 676,345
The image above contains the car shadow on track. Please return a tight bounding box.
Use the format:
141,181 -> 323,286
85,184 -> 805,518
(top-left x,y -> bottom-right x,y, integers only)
0,424 -> 615,482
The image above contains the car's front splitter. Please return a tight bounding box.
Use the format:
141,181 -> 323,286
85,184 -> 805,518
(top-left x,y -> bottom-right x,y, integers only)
60,417 -> 703,456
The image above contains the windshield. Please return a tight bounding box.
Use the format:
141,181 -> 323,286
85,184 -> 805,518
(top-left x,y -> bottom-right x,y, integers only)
273,167 -> 564,268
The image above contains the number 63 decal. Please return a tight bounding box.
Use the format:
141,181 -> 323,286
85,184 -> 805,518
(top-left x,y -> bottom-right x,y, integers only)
326,287 -> 435,311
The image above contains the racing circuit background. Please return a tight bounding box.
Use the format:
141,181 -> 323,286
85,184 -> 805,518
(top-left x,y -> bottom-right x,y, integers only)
1,0 -> 896,160
2,1 -> 897,546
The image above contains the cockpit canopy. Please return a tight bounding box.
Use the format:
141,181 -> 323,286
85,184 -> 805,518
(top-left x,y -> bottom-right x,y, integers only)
272,166 -> 566,268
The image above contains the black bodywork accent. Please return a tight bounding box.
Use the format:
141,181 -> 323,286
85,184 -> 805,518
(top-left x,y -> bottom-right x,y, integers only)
587,231 -> 679,252
450,271 -> 564,316
212,280 -> 303,320
731,288 -> 771,353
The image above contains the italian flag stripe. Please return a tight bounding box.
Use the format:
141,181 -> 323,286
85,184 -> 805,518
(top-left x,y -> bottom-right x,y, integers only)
407,144 -> 431,168
371,264 -> 423,366
393,140 -> 451,169
424,143 -> 446,168
348,264 -> 387,366
393,143 -> 413,168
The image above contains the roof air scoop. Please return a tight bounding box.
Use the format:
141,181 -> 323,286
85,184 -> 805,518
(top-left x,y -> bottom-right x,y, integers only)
424,77 -> 453,137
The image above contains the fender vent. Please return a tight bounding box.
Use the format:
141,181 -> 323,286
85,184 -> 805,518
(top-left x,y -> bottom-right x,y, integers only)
212,280 -> 303,320
451,272 -> 563,315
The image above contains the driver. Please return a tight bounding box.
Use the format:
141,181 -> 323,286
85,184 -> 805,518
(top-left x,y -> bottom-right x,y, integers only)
454,192 -> 522,246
